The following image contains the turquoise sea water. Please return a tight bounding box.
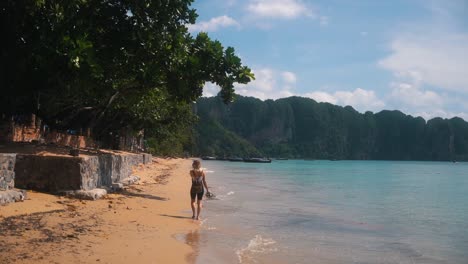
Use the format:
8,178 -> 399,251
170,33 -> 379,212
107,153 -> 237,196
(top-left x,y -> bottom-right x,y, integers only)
188,160 -> 468,264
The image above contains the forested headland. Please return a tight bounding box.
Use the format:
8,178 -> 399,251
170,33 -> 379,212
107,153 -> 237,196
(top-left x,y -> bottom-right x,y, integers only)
193,95 -> 468,161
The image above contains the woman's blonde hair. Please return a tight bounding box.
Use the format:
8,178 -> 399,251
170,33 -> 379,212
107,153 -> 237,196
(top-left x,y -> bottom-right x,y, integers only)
192,160 -> 201,169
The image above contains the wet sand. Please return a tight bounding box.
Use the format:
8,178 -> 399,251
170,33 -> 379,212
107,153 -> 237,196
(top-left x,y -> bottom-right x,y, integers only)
0,158 -> 200,264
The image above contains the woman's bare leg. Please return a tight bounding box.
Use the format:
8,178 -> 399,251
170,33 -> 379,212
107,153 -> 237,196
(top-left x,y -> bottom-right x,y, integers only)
191,198 -> 196,219
196,200 -> 202,220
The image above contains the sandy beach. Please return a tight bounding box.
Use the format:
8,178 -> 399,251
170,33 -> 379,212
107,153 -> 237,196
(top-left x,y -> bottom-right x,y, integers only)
0,158 -> 200,264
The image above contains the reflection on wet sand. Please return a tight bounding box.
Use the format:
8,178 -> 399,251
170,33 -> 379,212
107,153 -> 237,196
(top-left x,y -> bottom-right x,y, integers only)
185,229 -> 200,264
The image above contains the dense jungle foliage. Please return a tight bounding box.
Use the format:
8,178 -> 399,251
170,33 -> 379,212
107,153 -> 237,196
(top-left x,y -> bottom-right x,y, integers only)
194,95 -> 468,161
1,0 -> 253,153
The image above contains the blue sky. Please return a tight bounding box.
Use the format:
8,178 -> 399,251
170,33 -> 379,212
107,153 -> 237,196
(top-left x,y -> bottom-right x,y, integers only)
189,0 -> 468,121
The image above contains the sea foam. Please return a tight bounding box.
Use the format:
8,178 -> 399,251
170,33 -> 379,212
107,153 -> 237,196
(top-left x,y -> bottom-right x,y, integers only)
236,235 -> 277,263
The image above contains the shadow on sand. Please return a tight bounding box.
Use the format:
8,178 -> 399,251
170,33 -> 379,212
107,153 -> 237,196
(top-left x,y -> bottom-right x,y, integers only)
119,190 -> 168,201
159,214 -> 193,219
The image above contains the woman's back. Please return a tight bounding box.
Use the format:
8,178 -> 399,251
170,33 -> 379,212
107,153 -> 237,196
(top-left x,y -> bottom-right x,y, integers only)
191,169 -> 204,185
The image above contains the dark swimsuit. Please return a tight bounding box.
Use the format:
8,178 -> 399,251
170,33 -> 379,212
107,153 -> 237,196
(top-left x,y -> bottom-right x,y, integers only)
190,170 -> 204,200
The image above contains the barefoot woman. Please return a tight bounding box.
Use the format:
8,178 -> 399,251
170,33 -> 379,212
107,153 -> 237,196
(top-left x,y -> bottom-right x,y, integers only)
190,160 -> 209,220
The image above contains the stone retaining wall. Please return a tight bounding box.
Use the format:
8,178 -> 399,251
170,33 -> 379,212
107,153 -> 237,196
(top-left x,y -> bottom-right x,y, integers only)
0,154 -> 16,191
14,155 -> 84,192
12,153 -> 152,193
0,153 -> 27,205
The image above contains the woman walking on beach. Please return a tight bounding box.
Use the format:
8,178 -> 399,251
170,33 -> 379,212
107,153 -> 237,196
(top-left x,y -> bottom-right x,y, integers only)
190,160 -> 209,220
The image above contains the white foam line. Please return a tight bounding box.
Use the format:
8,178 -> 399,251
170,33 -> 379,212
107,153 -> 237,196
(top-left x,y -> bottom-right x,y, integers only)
199,218 -> 208,226
236,235 -> 277,263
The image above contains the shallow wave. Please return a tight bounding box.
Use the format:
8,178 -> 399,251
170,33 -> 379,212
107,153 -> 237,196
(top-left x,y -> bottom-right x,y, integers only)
198,218 -> 208,226
214,190 -> 235,200
236,235 -> 277,263
208,186 -> 234,200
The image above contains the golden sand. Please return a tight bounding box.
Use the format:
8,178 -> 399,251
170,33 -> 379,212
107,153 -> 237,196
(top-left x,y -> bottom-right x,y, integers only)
0,158 -> 200,264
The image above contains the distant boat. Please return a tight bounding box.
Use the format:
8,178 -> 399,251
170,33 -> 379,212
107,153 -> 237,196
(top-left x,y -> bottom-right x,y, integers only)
228,157 -> 244,162
276,158 -> 288,160
243,158 -> 272,163
201,156 -> 216,160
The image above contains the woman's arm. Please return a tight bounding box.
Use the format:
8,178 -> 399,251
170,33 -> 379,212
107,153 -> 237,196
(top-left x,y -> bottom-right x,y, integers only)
202,172 -> 209,192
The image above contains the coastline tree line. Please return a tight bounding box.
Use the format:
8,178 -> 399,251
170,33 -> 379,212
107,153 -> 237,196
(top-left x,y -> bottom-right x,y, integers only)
1,0 -> 253,152
194,95 -> 468,161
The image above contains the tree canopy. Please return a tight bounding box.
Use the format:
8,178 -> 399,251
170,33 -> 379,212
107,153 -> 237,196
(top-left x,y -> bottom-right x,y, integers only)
1,0 -> 253,143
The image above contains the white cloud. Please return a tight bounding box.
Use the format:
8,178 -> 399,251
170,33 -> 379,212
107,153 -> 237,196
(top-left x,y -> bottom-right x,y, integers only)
282,71 -> 297,84
304,91 -> 337,104
379,33 -> 468,93
277,90 -> 295,98
203,67 -> 298,100
377,1 -> 468,120
203,69 -> 386,113
246,0 -> 313,19
389,82 -> 444,109
305,88 -> 385,112
248,68 -> 276,92
334,88 -> 385,110
202,82 -> 221,97
236,68 -> 297,99
384,77 -> 468,121
188,15 -> 240,32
